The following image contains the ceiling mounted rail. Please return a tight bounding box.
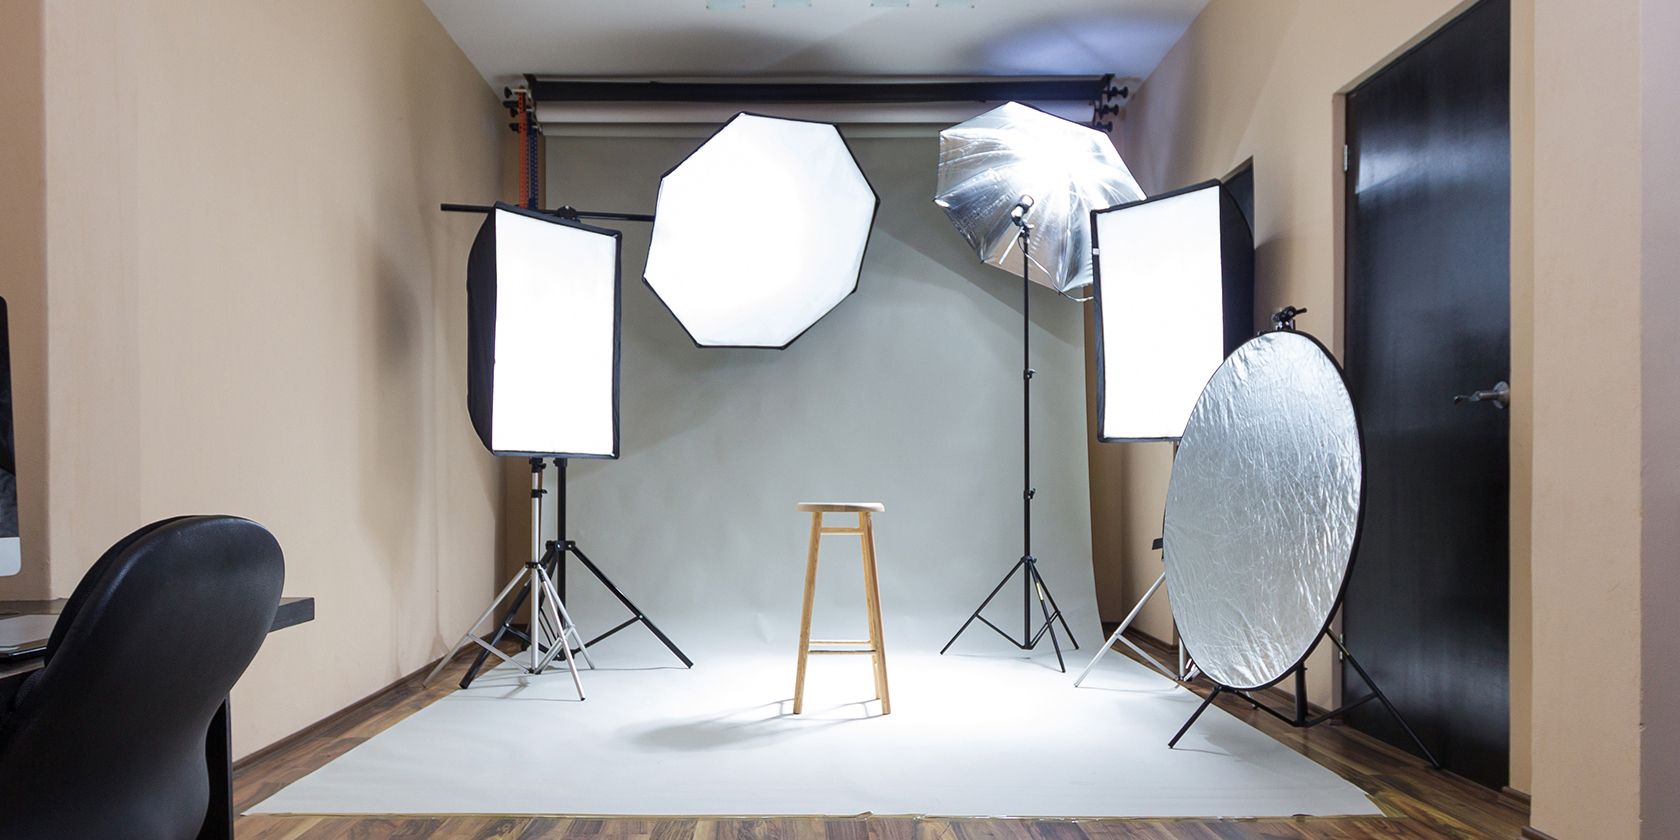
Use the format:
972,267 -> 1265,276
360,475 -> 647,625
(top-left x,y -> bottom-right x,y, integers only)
520,75 -> 1129,130
523,75 -> 1126,107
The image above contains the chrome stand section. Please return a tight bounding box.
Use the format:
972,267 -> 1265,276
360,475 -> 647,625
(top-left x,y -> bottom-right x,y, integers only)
1074,571 -> 1180,685
426,458 -> 590,699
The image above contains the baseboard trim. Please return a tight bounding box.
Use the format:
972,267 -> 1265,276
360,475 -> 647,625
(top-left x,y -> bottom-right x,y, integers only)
1127,627 -> 1177,655
1501,785 -> 1532,808
1521,826 -> 1558,840
232,642 -> 484,773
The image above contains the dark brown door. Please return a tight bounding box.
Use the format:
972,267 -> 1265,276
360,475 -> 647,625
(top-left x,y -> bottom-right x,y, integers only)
1342,0 -> 1511,788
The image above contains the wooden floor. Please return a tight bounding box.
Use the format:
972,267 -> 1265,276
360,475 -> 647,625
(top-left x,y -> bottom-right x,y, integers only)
234,635 -> 1527,840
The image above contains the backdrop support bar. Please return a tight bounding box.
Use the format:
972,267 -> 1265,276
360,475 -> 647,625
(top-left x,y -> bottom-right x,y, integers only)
524,76 -> 1121,106
440,202 -> 654,223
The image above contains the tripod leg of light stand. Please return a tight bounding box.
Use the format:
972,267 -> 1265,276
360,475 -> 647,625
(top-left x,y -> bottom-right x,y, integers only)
567,542 -> 692,667
1168,685 -> 1223,749
531,565 -> 586,700
454,542 -> 560,689
940,557 -> 1029,654
1031,563 -> 1078,649
425,563 -> 538,686
1334,635 -> 1440,768
1027,562 -> 1066,672
1074,572 -> 1175,686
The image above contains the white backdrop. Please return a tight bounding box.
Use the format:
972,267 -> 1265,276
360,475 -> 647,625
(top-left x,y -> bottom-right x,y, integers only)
540,132 -> 1098,662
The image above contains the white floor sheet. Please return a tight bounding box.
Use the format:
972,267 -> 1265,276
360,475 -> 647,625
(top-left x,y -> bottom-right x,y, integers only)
250,647 -> 1379,818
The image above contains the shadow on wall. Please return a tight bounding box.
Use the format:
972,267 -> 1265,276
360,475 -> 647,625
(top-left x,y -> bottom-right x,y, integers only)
354,223 -> 427,652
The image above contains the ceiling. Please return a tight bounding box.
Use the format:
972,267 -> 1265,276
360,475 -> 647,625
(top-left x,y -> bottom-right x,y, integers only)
423,0 -> 1207,88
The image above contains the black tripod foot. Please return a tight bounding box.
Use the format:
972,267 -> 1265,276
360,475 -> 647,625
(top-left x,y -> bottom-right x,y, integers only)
1169,686 -> 1223,748
942,556 -> 1077,671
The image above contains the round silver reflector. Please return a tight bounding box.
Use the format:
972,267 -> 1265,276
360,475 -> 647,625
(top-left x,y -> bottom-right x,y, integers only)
1162,329 -> 1362,690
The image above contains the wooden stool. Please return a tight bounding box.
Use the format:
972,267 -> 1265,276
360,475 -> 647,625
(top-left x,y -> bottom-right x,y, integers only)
792,502 -> 890,715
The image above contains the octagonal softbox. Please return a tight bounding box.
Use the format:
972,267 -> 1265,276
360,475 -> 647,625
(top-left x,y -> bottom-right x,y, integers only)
467,203 -> 621,459
644,113 -> 878,349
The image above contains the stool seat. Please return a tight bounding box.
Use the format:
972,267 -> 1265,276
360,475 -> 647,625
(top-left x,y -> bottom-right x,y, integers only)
795,501 -> 885,513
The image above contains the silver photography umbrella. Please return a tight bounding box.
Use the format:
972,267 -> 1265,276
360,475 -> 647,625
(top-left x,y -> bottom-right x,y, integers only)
934,101 -> 1144,295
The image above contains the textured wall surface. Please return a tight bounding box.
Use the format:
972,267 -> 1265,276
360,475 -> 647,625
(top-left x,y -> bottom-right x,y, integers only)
12,0 -> 506,758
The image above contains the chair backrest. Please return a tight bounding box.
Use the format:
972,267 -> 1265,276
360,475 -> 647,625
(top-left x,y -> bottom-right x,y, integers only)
0,516 -> 284,840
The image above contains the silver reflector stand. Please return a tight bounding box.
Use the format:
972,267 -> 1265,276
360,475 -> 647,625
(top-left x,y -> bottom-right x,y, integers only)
1155,325 -> 1439,768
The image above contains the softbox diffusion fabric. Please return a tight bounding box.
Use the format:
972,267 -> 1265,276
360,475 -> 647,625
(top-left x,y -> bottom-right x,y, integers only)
643,113 -> 877,349
467,203 -> 621,459
1162,330 -> 1361,691
1091,180 -> 1254,441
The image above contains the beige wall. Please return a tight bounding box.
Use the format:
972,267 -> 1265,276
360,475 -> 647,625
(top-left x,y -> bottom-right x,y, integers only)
1638,1 -> 1680,834
1528,0 -> 1678,835
1102,0 -> 1477,711
1527,0 -> 1640,831
1,0 -> 507,758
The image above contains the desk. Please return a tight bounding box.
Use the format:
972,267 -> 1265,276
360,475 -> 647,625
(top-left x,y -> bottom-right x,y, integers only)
0,596 -> 315,840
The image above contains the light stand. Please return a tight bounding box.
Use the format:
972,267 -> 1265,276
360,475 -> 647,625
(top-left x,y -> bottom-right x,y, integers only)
940,196 -> 1079,671
1167,630 -> 1439,769
1073,537 -> 1188,685
455,458 -> 693,689
426,458 -> 590,698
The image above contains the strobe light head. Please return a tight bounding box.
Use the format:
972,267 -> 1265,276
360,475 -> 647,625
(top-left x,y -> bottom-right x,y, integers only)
644,112 -> 879,349
1009,195 -> 1034,227
466,203 -> 622,459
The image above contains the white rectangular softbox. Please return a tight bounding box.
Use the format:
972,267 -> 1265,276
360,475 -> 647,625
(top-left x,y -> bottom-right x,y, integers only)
467,203 -> 621,458
1091,180 -> 1254,442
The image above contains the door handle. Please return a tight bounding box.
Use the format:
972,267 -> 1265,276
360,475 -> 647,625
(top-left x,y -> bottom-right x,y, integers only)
1453,380 -> 1510,409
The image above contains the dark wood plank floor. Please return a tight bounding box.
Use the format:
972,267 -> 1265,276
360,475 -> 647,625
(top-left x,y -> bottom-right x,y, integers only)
234,635 -> 1526,839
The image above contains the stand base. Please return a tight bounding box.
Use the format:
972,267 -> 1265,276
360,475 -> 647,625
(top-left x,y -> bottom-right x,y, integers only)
1073,572 -> 1187,685
424,559 -> 589,700
1166,634 -> 1441,770
940,556 -> 1078,672
457,538 -> 692,689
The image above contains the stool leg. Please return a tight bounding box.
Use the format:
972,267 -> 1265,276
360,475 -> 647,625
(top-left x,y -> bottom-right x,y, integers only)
860,511 -> 890,715
793,511 -> 822,714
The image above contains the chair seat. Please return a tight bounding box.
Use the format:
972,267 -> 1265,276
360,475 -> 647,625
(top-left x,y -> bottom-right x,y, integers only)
795,502 -> 885,513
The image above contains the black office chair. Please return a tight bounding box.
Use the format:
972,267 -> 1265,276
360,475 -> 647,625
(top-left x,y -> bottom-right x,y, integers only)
0,516 -> 284,840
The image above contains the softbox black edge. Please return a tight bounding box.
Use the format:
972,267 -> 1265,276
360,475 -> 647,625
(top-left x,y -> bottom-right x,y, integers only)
1090,178 -> 1256,445
466,202 -> 624,461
